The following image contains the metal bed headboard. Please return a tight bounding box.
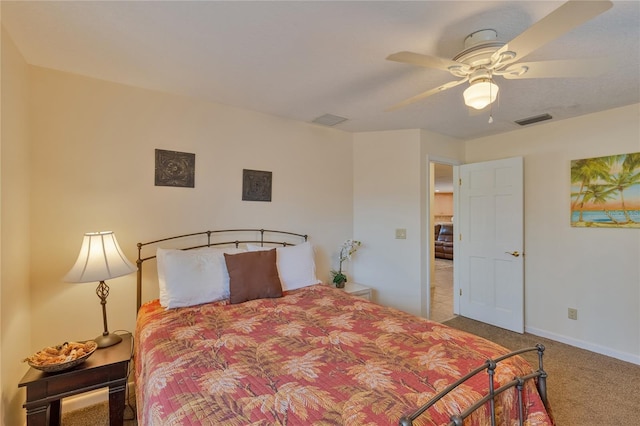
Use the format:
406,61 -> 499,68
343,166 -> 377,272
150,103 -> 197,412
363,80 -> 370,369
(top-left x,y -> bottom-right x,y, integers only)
136,228 -> 308,311
398,344 -> 549,426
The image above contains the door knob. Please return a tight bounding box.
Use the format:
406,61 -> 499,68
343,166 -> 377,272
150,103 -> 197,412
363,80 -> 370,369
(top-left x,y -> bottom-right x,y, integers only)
505,251 -> 520,257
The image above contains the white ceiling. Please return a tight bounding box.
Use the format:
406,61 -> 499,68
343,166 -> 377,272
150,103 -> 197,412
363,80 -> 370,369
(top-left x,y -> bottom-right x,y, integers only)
2,1 -> 639,140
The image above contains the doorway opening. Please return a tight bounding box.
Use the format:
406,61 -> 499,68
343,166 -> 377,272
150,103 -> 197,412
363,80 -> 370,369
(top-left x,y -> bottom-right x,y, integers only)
430,162 -> 455,323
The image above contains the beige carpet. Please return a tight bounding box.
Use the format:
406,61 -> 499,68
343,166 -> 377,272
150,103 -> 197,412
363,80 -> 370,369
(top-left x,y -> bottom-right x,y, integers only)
443,316 -> 640,426
63,317 -> 640,425
61,391 -> 137,425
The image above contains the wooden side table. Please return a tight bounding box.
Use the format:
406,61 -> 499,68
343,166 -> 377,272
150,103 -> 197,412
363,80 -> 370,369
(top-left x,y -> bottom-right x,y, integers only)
342,282 -> 372,300
19,334 -> 132,426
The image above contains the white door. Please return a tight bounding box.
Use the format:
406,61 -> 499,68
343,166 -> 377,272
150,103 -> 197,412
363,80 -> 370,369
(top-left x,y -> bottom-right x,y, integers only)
457,157 -> 524,333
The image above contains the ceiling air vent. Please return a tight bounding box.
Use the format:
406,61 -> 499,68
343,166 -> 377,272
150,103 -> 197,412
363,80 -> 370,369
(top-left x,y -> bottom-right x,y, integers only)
515,113 -> 552,126
312,114 -> 348,127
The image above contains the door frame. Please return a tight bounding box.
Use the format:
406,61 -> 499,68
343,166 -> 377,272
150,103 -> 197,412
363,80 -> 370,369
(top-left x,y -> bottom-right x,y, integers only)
425,155 -> 461,320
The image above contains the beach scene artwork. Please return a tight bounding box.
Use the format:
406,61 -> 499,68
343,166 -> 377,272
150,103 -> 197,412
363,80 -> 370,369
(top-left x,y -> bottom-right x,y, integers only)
571,152 -> 640,228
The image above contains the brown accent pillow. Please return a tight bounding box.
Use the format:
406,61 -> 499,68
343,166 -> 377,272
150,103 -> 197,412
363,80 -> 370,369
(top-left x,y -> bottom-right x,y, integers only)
224,249 -> 283,304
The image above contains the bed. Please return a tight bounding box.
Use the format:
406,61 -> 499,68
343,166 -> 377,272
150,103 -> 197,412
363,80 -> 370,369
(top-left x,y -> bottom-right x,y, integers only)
134,229 -> 553,426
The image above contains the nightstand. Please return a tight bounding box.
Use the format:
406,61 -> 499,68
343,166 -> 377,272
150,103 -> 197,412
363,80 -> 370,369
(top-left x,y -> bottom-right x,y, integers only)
342,282 -> 372,300
19,334 -> 132,426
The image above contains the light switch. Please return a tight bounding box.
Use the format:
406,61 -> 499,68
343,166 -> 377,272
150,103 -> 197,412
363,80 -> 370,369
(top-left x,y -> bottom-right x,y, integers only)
395,228 -> 407,239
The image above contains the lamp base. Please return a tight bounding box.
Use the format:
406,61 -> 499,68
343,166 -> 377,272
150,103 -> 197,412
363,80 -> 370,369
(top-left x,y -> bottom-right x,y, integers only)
94,333 -> 122,349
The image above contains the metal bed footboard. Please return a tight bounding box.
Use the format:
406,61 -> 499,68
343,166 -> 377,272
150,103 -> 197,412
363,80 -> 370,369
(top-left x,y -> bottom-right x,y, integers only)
136,228 -> 308,311
398,344 -> 548,426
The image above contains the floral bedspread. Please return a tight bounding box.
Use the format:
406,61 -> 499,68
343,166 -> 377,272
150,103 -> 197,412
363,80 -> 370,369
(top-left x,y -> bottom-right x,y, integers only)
135,284 -> 553,425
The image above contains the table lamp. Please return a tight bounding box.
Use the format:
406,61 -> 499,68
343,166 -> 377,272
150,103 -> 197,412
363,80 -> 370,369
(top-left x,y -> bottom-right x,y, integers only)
64,231 -> 136,348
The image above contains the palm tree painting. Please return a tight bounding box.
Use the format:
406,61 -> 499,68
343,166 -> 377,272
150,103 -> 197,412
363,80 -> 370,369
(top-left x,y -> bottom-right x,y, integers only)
571,152 -> 640,228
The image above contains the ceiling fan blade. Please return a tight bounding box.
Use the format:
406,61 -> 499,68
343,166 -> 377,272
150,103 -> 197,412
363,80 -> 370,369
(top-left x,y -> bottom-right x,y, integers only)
492,0 -> 613,66
386,78 -> 469,111
500,58 -> 609,79
386,51 -> 463,72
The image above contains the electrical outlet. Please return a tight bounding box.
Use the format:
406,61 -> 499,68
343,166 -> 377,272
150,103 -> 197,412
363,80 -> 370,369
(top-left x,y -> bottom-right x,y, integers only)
568,308 -> 578,320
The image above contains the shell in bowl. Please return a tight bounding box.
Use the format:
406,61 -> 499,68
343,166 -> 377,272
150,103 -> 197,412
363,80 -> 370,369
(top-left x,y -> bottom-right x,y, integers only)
24,341 -> 98,373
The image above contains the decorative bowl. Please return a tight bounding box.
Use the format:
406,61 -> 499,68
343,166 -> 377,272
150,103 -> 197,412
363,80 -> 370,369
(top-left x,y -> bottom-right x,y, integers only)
24,341 -> 98,373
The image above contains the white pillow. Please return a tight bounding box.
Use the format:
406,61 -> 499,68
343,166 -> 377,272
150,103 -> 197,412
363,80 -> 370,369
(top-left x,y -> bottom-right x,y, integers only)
157,247 -> 246,308
247,241 -> 321,291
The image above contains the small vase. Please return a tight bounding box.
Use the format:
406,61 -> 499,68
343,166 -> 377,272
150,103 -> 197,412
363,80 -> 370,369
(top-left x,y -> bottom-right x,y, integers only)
332,271 -> 347,288
333,273 -> 347,288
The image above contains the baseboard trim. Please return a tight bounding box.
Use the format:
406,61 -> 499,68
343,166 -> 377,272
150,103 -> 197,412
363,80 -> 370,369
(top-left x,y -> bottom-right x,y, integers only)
525,325 -> 640,365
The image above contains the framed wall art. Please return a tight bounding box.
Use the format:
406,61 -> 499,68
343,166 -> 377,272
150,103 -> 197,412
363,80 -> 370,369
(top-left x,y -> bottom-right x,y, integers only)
155,149 -> 195,188
242,169 -> 272,202
570,152 -> 640,228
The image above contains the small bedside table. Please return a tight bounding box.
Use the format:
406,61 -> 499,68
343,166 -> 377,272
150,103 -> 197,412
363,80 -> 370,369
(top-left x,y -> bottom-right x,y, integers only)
342,282 -> 372,300
19,334 -> 132,426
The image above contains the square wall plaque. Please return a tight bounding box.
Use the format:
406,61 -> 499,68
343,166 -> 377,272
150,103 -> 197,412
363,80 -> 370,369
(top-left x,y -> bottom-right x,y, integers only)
242,169 -> 272,202
155,149 -> 195,188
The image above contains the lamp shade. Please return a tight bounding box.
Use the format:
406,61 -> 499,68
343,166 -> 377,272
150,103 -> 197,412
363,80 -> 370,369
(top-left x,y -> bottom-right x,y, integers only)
64,231 -> 136,283
463,80 -> 499,110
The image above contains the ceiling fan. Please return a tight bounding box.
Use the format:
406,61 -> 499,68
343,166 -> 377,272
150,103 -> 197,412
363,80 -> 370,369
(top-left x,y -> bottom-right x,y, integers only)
386,0 -> 613,112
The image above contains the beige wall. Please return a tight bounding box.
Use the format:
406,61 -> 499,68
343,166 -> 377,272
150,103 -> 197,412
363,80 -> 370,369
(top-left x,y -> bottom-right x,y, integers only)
1,27 -> 32,426
352,129 -> 465,317
353,130 -> 423,315
465,104 -> 640,363
27,66 -> 354,355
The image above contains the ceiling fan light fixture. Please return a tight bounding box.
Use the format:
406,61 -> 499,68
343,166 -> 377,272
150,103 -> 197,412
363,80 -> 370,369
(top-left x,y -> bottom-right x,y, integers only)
463,79 -> 499,110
